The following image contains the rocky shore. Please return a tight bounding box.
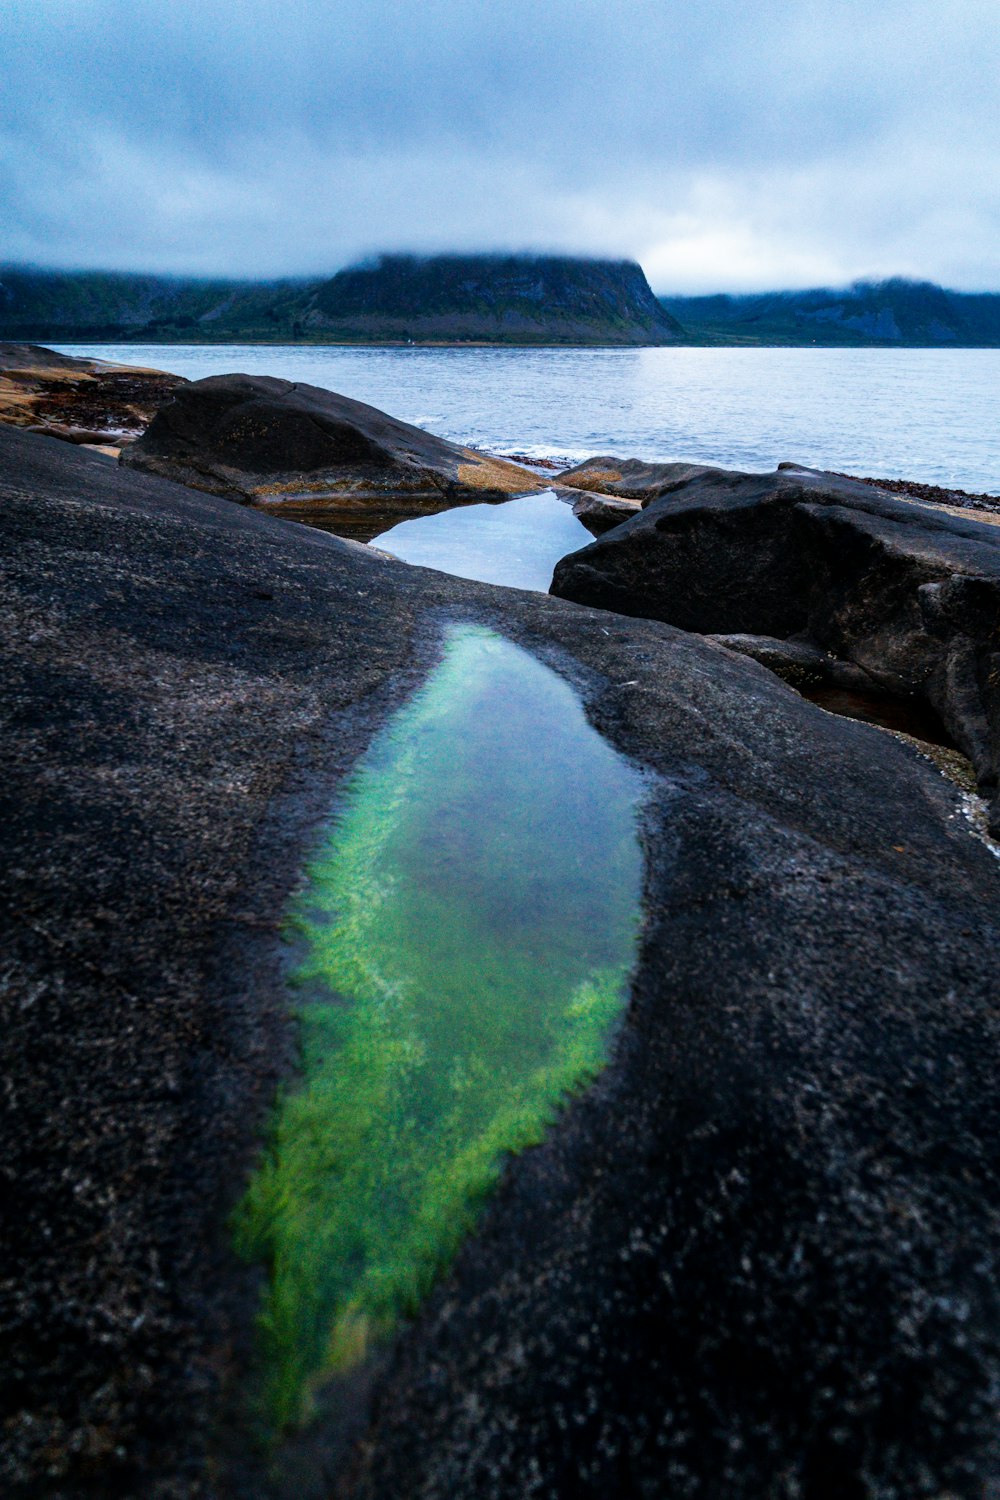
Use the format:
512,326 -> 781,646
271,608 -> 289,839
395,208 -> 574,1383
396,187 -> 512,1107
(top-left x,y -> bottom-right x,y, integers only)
0,343 -> 184,452
3,372 -> 1000,1499
837,471 -> 1000,519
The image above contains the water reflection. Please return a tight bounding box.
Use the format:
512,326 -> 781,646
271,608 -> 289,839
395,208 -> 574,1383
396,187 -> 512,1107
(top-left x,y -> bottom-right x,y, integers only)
370,490 -> 592,591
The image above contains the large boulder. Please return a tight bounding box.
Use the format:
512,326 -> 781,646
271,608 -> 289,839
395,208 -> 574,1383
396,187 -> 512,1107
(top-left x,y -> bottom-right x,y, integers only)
121,373 -> 542,539
3,427 -> 1000,1497
552,462 -> 1000,831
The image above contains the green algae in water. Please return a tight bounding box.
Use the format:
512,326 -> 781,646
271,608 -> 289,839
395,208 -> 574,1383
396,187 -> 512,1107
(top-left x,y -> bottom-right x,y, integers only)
232,626 -> 644,1430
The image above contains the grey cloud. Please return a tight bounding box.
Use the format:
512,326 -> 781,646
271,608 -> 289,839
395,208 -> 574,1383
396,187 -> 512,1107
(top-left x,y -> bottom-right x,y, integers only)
2,0 -> 998,289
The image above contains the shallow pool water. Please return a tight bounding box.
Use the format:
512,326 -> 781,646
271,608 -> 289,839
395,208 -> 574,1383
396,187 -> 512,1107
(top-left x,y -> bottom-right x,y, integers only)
233,626 -> 645,1429
370,490 -> 592,590
800,684 -> 953,747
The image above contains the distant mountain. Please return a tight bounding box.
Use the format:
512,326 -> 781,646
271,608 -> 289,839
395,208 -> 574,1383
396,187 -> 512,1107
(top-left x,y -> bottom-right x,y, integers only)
0,256 -> 682,346
0,267 -> 265,339
658,279 -> 1000,346
10,264 -> 995,348
300,255 -> 682,344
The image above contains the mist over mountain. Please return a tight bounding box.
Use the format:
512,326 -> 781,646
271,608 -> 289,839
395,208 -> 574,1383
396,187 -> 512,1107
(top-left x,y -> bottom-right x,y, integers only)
4,262 -> 999,346
659,279 -> 1000,345
0,255 -> 681,346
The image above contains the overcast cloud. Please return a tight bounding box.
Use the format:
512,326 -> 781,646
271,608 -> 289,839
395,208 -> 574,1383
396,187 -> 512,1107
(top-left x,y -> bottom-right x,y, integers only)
2,0 -> 998,290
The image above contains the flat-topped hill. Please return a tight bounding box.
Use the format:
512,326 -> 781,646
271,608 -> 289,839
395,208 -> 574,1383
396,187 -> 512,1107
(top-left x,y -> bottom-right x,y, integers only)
302,254 -> 683,343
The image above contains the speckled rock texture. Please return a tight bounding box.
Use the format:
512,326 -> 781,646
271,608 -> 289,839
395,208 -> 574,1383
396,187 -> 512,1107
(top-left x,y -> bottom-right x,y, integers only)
551,462 -> 1000,834
121,375 -> 541,539
2,426 -> 1000,1499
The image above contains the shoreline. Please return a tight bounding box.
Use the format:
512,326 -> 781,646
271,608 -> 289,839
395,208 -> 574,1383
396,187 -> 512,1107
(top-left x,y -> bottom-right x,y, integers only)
29,334 -> 1000,349
3,342 -> 997,506
837,471 -> 1000,515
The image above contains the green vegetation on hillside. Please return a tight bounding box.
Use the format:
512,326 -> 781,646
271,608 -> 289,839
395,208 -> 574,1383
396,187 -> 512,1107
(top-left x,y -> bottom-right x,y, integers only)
0,265 -> 312,341
7,263 -> 997,346
659,278 -> 1000,346
306,253 -> 682,342
0,255 -> 680,345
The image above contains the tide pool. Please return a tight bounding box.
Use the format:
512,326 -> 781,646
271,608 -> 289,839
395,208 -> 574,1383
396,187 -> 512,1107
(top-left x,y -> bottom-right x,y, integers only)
232,626 -> 645,1430
371,491 -> 592,590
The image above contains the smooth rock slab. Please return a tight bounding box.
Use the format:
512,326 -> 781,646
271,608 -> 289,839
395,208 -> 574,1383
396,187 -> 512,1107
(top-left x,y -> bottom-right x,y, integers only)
2,427 -> 1000,1498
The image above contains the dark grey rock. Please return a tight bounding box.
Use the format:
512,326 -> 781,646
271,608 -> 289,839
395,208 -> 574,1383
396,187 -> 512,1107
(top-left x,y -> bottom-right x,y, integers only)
553,454 -> 718,502
3,427 -> 1000,1499
567,488 -> 642,536
121,374 -> 542,538
705,631 -> 880,690
551,463 -> 1000,831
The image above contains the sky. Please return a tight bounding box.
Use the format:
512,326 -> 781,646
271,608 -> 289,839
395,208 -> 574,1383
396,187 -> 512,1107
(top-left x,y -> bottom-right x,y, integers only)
2,0 -> 999,293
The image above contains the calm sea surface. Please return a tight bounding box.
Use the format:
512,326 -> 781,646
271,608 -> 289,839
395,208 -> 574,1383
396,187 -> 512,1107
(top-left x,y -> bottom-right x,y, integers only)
58,344 -> 1000,495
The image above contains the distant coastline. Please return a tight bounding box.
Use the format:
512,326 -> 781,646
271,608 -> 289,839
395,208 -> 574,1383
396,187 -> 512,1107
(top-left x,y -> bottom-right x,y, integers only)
0,254 -> 681,348
5,258 -> 1000,348
659,279 -> 1000,347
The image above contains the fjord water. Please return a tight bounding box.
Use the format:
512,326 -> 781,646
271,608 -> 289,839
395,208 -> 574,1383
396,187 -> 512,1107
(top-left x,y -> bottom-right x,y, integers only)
232,626 -> 644,1429
60,343 -> 1000,493
371,491 -> 593,590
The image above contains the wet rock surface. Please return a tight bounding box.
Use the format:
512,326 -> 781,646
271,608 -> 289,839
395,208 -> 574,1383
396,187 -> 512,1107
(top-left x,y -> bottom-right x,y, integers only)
3,427 -> 1000,1498
121,375 -> 543,540
551,462 -> 1000,832
553,454 -> 722,502
567,488 -> 642,536
0,341 -> 184,448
